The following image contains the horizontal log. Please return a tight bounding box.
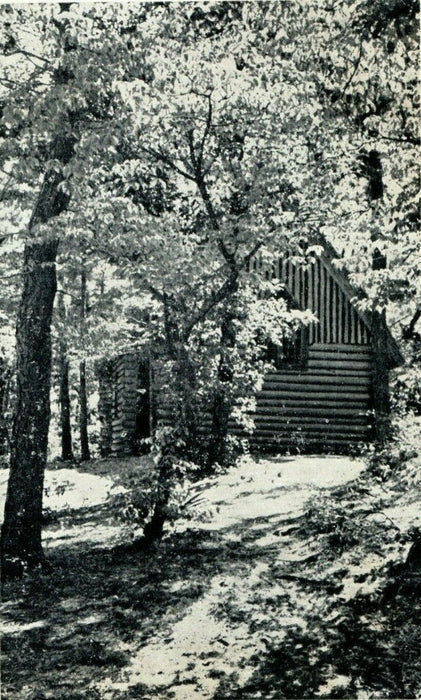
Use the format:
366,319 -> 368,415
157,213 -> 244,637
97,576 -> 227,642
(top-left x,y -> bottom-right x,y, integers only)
311,343 -> 371,352
199,415 -> 369,430
263,374 -> 371,386
253,413 -> 368,424
309,351 -> 372,362
257,392 -> 369,403
306,369 -> 371,377
250,430 -> 368,439
251,422 -> 368,433
308,360 -> 371,371
254,406 -> 369,417
268,368 -> 372,377
261,382 -> 369,394
250,437 -> 365,446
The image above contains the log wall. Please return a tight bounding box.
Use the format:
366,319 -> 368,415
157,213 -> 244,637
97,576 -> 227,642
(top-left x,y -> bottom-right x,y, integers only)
111,255 -> 376,454
248,342 -> 372,451
111,354 -> 141,456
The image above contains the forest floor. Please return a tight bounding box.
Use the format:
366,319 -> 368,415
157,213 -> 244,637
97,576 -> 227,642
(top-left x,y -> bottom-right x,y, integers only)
1,452 -> 420,699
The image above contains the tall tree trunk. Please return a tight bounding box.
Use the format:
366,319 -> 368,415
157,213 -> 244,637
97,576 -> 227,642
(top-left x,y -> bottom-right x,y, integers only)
57,292 -> 73,462
1,237 -> 60,575
0,357 -> 11,457
143,433 -> 173,542
207,305 -> 237,468
1,143 -> 72,577
79,359 -> 90,461
59,353 -> 73,461
143,306 -> 198,541
361,149 -> 391,442
78,266 -> 90,462
177,345 -> 198,454
371,309 -> 391,442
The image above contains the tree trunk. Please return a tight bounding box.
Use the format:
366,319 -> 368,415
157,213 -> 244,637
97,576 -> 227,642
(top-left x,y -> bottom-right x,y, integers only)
143,329 -> 198,541
177,345 -> 198,454
371,308 -> 391,443
143,436 -> 173,542
207,306 -> 237,468
59,353 -> 73,461
1,237 -> 59,575
362,149 -> 391,442
0,357 -> 11,457
1,149 -> 72,577
78,266 -> 90,462
57,292 -> 73,462
79,359 -> 90,461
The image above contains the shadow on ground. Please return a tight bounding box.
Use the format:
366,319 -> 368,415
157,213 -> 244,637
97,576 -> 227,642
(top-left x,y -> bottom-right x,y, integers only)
1,454 -> 420,699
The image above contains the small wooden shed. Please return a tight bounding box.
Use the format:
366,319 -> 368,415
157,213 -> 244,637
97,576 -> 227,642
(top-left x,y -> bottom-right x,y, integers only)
100,249 -> 403,455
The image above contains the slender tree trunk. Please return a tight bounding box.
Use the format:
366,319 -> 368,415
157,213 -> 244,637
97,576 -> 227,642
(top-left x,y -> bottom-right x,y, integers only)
59,353 -> 73,461
361,149 -> 391,442
403,308 -> 421,340
1,144 -> 72,577
143,434 -> 173,541
207,305 -> 237,468
143,309 -> 198,541
79,359 -> 90,461
57,292 -> 73,461
78,266 -> 90,462
371,309 -> 391,442
177,345 -> 198,453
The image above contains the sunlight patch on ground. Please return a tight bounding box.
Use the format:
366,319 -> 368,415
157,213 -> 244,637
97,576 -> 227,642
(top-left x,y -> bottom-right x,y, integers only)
182,455 -> 364,534
0,467 -> 126,518
100,455 -> 363,697
43,522 -> 126,549
96,572 -> 267,699
3,454 -> 375,699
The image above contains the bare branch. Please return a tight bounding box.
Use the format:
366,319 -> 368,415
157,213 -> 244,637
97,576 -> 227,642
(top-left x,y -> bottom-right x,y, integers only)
139,145 -> 196,182
197,93 -> 213,171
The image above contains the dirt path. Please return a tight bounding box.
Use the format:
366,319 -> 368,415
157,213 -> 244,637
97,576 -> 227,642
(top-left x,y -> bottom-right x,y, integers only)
3,454 -> 417,699
94,455 -> 364,699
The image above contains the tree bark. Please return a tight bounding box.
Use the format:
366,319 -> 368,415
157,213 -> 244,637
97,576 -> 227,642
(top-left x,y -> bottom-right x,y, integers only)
402,308 -> 421,340
371,309 -> 391,444
78,266 -> 90,462
59,353 -> 73,461
0,357 -> 11,457
57,292 -> 73,462
143,435 -> 173,542
207,304 -> 237,468
177,345 -> 198,454
1,151 -> 72,577
79,359 -> 90,461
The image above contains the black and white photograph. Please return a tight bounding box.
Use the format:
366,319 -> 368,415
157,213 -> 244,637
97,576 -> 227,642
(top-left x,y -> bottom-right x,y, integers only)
0,1 -> 420,697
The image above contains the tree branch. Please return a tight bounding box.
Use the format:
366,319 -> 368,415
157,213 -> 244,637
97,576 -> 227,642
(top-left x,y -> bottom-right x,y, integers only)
197,93 -> 212,172
138,145 -> 196,182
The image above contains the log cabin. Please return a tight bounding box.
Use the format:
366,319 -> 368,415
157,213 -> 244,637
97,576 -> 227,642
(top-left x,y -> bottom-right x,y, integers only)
98,249 -> 403,456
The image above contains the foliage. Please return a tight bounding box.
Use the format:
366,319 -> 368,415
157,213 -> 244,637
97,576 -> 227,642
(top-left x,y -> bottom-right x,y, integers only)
0,1 -> 419,555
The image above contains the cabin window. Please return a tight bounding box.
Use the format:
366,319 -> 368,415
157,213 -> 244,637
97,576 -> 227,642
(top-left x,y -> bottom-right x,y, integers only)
265,326 -> 309,370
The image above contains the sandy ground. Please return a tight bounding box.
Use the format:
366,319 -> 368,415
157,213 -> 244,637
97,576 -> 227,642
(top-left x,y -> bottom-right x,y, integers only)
1,454 -> 418,699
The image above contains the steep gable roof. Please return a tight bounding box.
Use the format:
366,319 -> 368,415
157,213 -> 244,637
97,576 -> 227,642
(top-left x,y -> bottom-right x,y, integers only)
252,243 -> 404,368
319,241 -> 404,368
